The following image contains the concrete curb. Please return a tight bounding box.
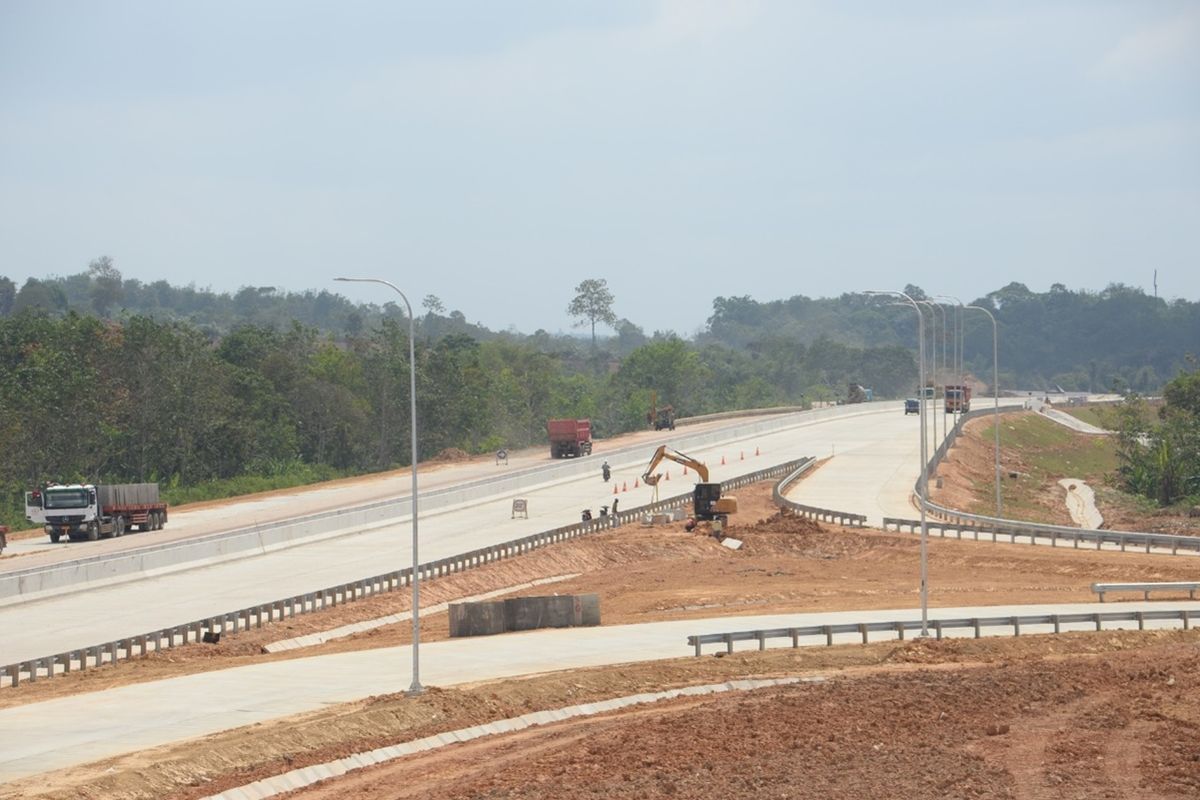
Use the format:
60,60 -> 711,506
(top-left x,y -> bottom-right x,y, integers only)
199,677 -> 818,800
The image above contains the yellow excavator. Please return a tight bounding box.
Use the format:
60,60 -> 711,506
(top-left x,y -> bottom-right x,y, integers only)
641,445 -> 737,523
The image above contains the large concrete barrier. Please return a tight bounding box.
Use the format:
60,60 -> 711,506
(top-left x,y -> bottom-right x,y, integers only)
449,594 -> 600,637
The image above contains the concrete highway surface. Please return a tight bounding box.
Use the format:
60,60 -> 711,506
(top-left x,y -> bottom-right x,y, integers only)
0,405 -> 919,666
6,398 -> 1086,785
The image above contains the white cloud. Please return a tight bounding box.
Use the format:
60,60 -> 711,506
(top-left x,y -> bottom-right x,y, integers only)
1096,8 -> 1200,80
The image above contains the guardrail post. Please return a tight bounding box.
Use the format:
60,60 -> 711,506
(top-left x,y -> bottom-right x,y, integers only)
1136,611 -> 1145,631
894,621 -> 905,640
6,664 -> 17,688
933,621 -> 943,640
790,628 -> 800,648
1184,610 -> 1191,630
25,660 -> 36,683
691,637 -> 701,657
1052,615 -> 1061,634
757,632 -> 767,651
858,623 -> 868,644
823,625 -> 832,646
1011,617 -> 1021,637
1093,614 -> 1103,631
972,619 -> 981,638
723,634 -> 734,655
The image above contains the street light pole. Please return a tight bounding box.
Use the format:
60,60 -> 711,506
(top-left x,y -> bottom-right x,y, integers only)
867,289 -> 929,636
335,277 -> 424,695
916,300 -> 943,458
935,295 -> 964,430
967,305 -> 1002,516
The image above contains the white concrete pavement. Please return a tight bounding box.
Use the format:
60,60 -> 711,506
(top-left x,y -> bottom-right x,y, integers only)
0,407 -> 899,666
1,600 -> 1194,783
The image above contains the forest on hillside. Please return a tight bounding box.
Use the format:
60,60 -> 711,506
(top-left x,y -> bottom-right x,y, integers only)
2,263 -> 1197,525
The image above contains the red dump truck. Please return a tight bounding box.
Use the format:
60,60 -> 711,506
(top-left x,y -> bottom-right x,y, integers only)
945,384 -> 972,413
547,419 -> 593,458
25,482 -> 168,542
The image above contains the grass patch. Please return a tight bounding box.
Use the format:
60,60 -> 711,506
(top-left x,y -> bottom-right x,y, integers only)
974,414 -> 1120,520
159,464 -> 361,507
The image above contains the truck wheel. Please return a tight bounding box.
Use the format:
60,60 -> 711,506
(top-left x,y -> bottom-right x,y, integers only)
113,516 -> 125,537
87,521 -> 99,541
50,530 -> 61,543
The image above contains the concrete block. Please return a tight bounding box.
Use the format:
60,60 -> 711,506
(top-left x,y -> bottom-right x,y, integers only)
448,601 -> 507,637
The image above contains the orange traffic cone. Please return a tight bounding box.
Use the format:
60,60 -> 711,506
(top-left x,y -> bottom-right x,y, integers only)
613,484 -> 618,495
755,446 -> 760,456
622,481 -> 628,492
683,465 -> 688,475
740,451 -> 744,461
665,470 -> 670,481
720,455 -> 726,466
634,477 -> 640,488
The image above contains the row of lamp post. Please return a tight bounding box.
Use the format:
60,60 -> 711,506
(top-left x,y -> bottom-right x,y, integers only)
869,290 -> 1003,637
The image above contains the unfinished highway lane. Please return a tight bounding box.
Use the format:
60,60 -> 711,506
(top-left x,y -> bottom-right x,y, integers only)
0,406 -> 904,666
2,599 -> 1196,783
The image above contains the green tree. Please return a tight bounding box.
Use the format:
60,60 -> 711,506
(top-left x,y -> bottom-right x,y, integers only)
567,278 -> 617,348
88,256 -> 124,317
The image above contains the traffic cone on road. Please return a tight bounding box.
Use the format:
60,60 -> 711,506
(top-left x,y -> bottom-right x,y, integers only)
683,465 -> 688,475
634,477 -> 640,488
613,484 -> 618,495
665,470 -> 670,481
622,481 -> 628,492
720,455 -> 726,465
740,451 -> 744,461
755,446 -> 760,456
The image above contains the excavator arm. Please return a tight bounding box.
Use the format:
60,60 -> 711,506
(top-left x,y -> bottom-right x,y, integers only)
642,445 -> 709,486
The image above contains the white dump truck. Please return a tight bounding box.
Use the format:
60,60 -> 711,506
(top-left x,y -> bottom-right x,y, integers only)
25,483 -> 168,543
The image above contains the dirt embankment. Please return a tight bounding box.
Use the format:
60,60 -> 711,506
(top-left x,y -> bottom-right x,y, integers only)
7,421 -> 1200,799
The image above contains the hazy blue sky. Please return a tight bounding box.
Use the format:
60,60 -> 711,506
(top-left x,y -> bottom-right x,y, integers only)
2,1 -> 1197,335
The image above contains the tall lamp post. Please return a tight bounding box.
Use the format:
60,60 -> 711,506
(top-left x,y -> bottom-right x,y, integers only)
867,289 -> 929,636
935,295 -> 964,429
335,276 -> 423,695
916,300 -> 944,457
967,305 -> 1002,516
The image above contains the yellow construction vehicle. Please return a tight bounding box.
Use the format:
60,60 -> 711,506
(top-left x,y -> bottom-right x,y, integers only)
641,445 -> 737,522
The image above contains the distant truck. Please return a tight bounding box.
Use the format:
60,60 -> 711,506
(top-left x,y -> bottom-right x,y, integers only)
25,483 -> 168,543
945,385 -> 972,413
547,419 -> 593,459
848,384 -> 873,404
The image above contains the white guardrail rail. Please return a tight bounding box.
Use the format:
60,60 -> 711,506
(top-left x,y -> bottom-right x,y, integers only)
686,607 -> 1198,656
0,458 -> 814,688
0,404 -> 893,606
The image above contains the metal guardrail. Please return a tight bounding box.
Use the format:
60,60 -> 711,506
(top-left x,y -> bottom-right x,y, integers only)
1093,582 -> 1200,602
888,407 -> 1200,556
0,458 -> 813,688
772,461 -> 866,526
687,607 -> 1197,656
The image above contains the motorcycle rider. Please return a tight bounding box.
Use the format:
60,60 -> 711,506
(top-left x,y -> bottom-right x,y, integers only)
601,460 -> 611,482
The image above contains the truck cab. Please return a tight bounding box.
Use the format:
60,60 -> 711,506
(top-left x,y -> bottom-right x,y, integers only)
904,399 -> 920,415
28,484 -> 102,542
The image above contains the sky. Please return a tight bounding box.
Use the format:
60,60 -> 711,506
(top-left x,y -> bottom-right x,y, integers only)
2,1 -> 1198,336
